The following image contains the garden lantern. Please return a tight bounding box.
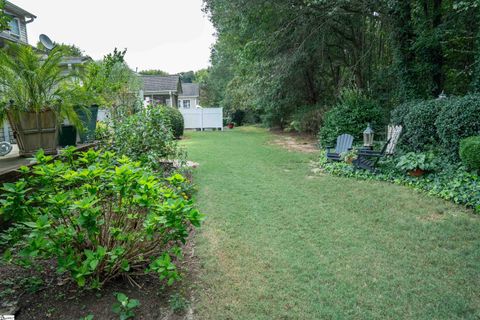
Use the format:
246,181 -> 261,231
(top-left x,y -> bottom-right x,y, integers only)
363,123 -> 374,148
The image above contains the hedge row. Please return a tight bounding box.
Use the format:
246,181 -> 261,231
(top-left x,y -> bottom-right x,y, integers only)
391,94 -> 480,160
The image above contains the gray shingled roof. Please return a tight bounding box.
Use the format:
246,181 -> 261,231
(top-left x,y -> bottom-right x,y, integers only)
5,1 -> 36,19
141,75 -> 181,93
180,83 -> 200,97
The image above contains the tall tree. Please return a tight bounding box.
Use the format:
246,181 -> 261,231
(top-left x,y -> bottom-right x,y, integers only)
203,0 -> 479,129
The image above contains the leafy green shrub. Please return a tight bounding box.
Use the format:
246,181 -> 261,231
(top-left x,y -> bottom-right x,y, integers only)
392,100 -> 444,151
289,105 -> 326,134
0,149 -> 204,289
112,292 -> 140,320
390,100 -> 418,127
113,105 -> 180,167
459,136 -> 480,172
396,152 -> 438,172
160,105 -> 184,139
319,89 -> 384,146
435,94 -> 480,160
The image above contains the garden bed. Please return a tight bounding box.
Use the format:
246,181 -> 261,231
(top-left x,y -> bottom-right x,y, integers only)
313,151 -> 480,213
0,228 -> 199,320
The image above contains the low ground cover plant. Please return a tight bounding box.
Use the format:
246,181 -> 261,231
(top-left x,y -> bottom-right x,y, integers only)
112,292 -> 140,320
395,152 -> 438,173
0,148 -> 204,289
316,151 -> 480,213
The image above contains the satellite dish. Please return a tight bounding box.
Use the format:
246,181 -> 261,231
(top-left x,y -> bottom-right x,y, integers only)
39,34 -> 55,51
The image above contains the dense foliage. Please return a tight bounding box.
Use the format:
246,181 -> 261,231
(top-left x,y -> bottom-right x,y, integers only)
316,151 -> 480,213
391,99 -> 443,151
160,105 -> 184,139
391,95 -> 480,159
71,48 -> 142,123
202,0 -> 480,130
112,105 -> 180,169
0,149 -> 203,289
319,89 -> 384,145
459,136 -> 480,172
435,94 -> 480,159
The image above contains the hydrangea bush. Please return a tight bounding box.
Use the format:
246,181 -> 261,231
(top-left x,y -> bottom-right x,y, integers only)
1,148 -> 204,289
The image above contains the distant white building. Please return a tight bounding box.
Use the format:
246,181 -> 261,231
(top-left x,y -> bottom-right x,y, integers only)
178,83 -> 200,109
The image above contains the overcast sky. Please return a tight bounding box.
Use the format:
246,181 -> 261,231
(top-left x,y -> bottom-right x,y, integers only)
13,0 -> 216,74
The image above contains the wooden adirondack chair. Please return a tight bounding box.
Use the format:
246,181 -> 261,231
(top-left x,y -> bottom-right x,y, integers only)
386,125 -> 402,155
326,134 -> 354,161
352,138 -> 391,172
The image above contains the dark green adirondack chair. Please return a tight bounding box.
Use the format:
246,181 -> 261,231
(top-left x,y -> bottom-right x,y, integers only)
352,138 -> 391,172
326,134 -> 354,161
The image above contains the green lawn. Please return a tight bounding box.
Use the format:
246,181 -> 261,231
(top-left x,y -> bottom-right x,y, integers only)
182,127 -> 480,320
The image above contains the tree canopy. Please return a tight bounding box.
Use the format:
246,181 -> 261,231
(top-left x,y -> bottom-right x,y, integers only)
36,42 -> 84,57
138,69 -> 170,76
202,0 -> 480,128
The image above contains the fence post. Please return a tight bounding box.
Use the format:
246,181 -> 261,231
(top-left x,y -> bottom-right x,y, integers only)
221,108 -> 224,131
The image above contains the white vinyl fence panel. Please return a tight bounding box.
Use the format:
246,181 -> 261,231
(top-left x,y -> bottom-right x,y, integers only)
180,108 -> 223,130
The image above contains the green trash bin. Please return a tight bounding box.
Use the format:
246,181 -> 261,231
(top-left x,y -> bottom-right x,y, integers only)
77,105 -> 99,143
58,124 -> 77,147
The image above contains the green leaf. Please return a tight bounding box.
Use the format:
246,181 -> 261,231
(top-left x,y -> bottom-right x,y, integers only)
89,259 -> 99,270
115,292 -> 128,303
127,299 -> 140,309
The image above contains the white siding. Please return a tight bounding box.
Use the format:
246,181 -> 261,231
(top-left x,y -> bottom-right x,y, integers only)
179,97 -> 199,109
19,17 -> 28,44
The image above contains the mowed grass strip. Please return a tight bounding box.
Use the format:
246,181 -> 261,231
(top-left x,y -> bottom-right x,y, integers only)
182,127 -> 480,320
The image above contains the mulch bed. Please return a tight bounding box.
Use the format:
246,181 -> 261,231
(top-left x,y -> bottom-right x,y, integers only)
0,229 -> 200,320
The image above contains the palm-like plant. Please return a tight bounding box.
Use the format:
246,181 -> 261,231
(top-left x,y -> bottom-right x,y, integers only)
0,43 -> 79,125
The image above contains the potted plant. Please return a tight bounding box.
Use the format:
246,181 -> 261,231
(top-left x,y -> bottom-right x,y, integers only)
341,147 -> 358,164
0,44 -> 80,156
396,152 -> 437,177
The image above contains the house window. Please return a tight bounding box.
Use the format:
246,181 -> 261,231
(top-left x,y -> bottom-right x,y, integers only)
8,18 -> 20,37
183,100 -> 191,109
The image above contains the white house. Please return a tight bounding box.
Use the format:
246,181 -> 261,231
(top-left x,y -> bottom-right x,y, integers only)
178,83 -> 200,109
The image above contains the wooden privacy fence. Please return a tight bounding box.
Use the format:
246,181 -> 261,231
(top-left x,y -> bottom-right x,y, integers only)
179,108 -> 223,130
